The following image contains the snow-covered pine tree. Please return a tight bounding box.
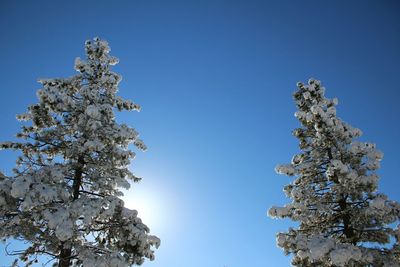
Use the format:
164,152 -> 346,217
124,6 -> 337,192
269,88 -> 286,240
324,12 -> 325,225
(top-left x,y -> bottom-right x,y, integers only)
268,79 -> 400,266
0,38 -> 160,267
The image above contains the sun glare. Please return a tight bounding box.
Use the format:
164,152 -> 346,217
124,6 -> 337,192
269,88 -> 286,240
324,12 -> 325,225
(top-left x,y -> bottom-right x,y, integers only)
120,171 -> 178,234
122,188 -> 160,230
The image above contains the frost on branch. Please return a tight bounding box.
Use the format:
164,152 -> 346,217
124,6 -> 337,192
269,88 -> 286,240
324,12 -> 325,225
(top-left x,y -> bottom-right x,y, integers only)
268,79 -> 400,266
0,38 -> 159,266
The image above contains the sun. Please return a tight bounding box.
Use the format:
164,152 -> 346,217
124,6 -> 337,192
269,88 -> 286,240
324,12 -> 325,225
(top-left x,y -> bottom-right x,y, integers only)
122,188 -> 160,230
120,169 -> 182,235
119,172 -> 178,233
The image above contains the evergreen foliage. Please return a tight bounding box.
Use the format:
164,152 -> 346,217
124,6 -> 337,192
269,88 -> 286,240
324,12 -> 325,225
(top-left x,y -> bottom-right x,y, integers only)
269,79 -> 400,266
0,38 -> 159,267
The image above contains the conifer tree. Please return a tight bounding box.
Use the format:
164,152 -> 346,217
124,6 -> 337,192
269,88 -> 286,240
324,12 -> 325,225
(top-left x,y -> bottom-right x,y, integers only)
269,79 -> 400,266
0,38 -> 160,267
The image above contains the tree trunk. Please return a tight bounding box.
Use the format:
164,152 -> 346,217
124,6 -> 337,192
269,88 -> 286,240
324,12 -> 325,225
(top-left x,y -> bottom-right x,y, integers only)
58,156 -> 84,267
328,148 -> 357,245
58,247 -> 72,267
338,197 -> 357,244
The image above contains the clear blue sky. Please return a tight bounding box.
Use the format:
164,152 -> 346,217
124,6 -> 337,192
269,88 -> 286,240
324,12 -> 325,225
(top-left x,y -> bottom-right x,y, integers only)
0,1 -> 399,266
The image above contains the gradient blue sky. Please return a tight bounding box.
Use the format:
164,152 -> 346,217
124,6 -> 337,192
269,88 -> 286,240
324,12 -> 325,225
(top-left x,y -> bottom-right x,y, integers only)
0,1 -> 399,266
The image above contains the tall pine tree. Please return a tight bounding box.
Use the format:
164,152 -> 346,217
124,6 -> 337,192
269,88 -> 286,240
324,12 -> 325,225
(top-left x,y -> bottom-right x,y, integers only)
269,79 -> 400,266
0,38 -> 159,266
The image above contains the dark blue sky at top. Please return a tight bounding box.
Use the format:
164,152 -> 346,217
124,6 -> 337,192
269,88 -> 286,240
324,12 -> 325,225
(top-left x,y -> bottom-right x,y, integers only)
0,1 -> 399,266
